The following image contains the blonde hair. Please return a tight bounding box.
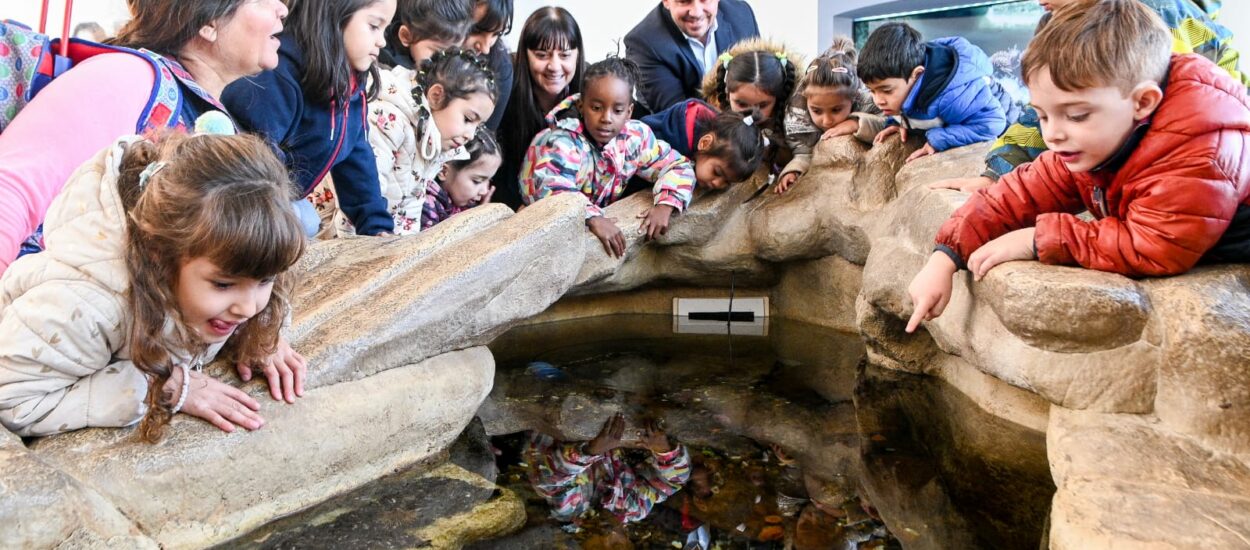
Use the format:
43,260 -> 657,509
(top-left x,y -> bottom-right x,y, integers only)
117,133 -> 306,443
1022,0 -> 1171,94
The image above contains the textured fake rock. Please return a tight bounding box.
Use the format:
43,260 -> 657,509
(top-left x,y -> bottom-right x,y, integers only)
1142,266 -> 1250,456
227,462 -> 524,550
564,136 -> 918,296
291,195 -> 588,388
844,136 -> 1250,548
0,430 -> 156,549
29,347 -> 495,548
1048,406 -> 1250,549
771,255 -> 862,332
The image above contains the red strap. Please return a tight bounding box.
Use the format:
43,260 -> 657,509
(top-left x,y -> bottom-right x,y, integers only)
38,0 -> 50,33
59,0 -> 73,57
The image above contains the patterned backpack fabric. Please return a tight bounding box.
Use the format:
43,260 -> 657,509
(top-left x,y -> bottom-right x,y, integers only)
0,20 -> 200,137
0,21 -> 50,132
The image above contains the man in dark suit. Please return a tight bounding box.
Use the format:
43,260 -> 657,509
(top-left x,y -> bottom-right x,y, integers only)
625,0 -> 761,112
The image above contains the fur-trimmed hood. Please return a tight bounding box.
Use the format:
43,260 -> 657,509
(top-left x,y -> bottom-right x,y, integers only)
699,37 -> 806,112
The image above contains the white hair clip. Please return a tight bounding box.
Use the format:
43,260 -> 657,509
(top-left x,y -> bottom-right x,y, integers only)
832,67 -> 849,73
743,115 -> 755,127
138,161 -> 167,190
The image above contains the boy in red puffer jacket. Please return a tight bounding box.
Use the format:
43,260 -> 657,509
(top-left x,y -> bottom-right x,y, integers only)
906,0 -> 1250,333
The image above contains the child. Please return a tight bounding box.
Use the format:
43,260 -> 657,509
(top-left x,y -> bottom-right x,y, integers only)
936,0 -> 1249,193
223,0 -> 398,237
640,99 -> 768,191
906,0 -> 1250,333
424,129 -> 502,229
520,57 -> 696,257
700,38 -> 804,168
464,0 -> 516,131
338,48 -> 497,236
526,413 -> 690,526
856,22 -> 1018,164
379,0 -> 476,70
0,133 -> 307,440
700,39 -> 803,126
777,37 -> 882,194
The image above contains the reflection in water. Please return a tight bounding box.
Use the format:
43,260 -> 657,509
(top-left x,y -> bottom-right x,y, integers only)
525,414 -> 691,526
479,316 -> 901,549
480,315 -> 1052,549
227,315 -> 1051,549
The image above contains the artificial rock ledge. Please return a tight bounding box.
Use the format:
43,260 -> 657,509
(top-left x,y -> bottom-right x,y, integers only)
5,132 -> 1249,547
522,134 -> 1250,548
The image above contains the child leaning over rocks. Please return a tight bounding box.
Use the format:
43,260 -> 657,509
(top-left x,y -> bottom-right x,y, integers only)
906,0 -> 1250,332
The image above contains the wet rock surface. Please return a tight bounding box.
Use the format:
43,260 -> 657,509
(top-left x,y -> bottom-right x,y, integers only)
225,462 -> 524,550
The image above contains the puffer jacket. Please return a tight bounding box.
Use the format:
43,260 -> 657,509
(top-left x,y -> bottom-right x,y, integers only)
859,36 -> 1017,152
983,0 -> 1248,181
0,138 -> 224,437
935,54 -> 1250,277
328,66 -> 468,236
520,95 -> 695,218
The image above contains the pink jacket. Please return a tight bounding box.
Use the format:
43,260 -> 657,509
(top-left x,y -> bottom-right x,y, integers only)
0,53 -> 156,275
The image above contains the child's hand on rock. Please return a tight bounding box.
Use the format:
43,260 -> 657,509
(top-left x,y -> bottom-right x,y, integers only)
968,228 -> 1037,281
775,172 -> 799,194
239,336 -> 306,403
874,125 -> 906,144
929,175 -> 993,193
906,142 -> 936,163
588,216 -> 626,258
638,204 -> 675,241
167,368 -> 264,433
821,119 -> 859,140
906,252 -> 958,333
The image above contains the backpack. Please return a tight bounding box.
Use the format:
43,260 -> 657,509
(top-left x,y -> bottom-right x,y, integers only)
0,2 -> 188,135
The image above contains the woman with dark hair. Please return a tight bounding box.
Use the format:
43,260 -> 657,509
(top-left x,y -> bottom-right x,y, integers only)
493,6 -> 584,210
222,0 -> 399,237
464,0 -> 515,131
0,0 -> 289,276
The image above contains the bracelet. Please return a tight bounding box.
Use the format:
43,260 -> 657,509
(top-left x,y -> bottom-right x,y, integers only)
170,363 -> 191,415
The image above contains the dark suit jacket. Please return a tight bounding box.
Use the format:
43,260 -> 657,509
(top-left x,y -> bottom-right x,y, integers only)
625,0 -> 760,112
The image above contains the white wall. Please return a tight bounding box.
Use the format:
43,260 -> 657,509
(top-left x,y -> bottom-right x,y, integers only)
4,0 -> 130,37
506,1 -> 821,61
1220,2 -> 1250,43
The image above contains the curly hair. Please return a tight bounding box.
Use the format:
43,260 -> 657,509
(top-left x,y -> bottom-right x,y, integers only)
117,133 -> 306,443
415,47 -> 500,105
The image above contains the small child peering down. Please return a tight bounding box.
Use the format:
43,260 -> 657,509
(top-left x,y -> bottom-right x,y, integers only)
520,56 -> 696,257
423,128 -> 502,229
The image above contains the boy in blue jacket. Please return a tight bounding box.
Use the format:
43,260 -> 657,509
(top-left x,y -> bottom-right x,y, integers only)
856,23 -> 1019,163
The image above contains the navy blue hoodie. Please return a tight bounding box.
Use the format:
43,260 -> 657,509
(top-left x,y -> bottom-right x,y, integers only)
640,98 -> 718,159
222,34 -> 392,235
